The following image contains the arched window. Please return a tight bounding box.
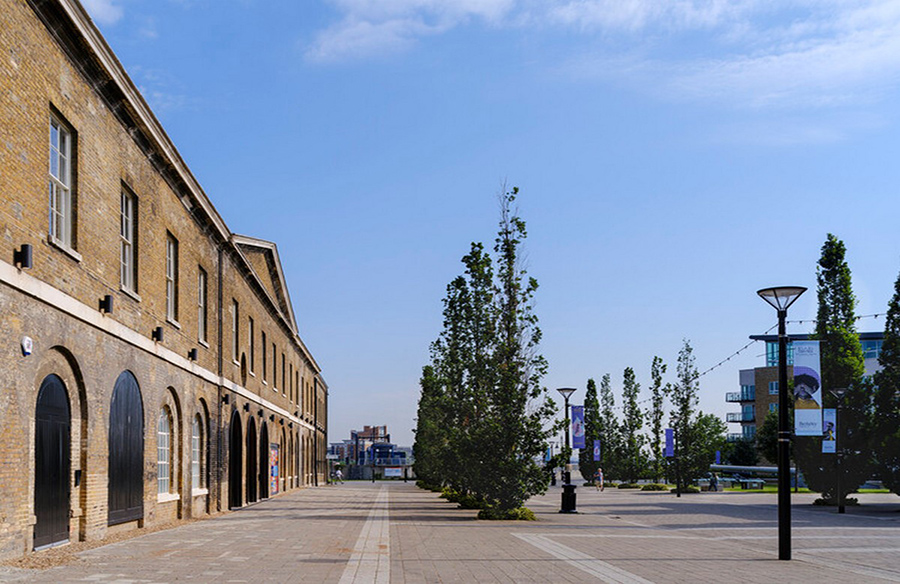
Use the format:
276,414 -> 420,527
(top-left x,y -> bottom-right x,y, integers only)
191,415 -> 203,490
158,408 -> 172,494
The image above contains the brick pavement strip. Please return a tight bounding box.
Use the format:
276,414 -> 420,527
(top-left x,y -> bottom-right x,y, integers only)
1,483 -> 899,583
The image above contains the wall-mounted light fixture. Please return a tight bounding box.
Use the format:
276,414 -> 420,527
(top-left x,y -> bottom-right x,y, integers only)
257,409 -> 263,418
13,244 -> 33,269
243,403 -> 250,412
269,414 -> 275,422
188,348 -> 198,361
222,394 -> 230,405
99,294 -> 113,314
288,422 -> 293,428
151,326 -> 164,342
279,419 -> 284,426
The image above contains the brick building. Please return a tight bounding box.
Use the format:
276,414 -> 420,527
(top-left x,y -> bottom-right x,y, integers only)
0,0 -> 327,559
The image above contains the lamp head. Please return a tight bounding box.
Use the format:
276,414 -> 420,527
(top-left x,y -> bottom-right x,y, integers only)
830,388 -> 847,400
757,286 -> 807,311
556,387 -> 576,401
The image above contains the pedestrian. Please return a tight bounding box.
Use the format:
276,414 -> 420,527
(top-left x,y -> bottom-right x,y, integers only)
335,468 -> 343,483
709,472 -> 718,492
594,467 -> 604,492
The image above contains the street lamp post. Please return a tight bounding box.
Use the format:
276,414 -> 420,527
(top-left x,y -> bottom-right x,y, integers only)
557,387 -> 577,513
830,388 -> 847,514
758,286 -> 806,561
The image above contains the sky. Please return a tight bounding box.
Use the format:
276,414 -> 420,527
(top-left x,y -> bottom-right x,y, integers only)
82,0 -> 900,447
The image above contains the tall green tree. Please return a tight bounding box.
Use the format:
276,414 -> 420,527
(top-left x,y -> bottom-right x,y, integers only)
413,365 -> 448,485
647,356 -> 669,482
598,373 -> 623,480
796,234 -> 872,502
579,378 -> 601,482
621,367 -> 647,482
667,340 -> 724,485
468,186 -> 555,516
874,267 -> 900,495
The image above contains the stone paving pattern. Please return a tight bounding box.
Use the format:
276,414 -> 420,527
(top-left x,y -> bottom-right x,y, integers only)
1,482 -> 898,583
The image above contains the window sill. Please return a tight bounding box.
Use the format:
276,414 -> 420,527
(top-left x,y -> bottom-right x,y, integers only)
167,318 -> 182,330
198,339 -> 209,349
120,286 -> 141,303
249,371 -> 256,378
157,492 -> 180,503
48,236 -> 82,262
232,359 -> 240,367
191,488 -> 209,497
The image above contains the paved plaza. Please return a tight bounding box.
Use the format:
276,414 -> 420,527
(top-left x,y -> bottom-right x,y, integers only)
2,482 -> 899,583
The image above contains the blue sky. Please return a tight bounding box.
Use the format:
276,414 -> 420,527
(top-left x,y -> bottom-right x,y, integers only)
83,0 -> 900,447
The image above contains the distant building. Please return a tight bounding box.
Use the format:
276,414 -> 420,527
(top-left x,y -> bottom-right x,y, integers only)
328,426 -> 413,479
727,333 -> 883,443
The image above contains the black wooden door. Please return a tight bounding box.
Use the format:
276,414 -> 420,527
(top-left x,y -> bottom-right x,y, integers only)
34,374 -> 70,549
246,419 -> 257,503
229,411 -> 242,509
259,423 -> 269,499
108,371 -> 144,525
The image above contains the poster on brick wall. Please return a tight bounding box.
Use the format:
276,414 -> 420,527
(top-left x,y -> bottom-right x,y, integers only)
793,340 -> 823,436
270,443 -> 280,494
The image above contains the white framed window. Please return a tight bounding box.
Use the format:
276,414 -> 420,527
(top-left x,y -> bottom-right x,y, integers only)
262,331 -> 268,383
120,189 -> 136,291
232,300 -> 239,361
198,268 -> 208,343
769,381 -> 779,395
191,415 -> 203,489
158,409 -> 171,494
249,317 -> 255,373
166,234 -> 179,321
282,354 -> 286,395
272,342 -> 278,390
49,115 -> 73,248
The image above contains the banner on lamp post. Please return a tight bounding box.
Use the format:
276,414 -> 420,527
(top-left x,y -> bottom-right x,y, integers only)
793,340 -> 823,436
822,408 -> 837,453
665,428 -> 675,458
571,406 -> 585,449
593,439 -> 601,462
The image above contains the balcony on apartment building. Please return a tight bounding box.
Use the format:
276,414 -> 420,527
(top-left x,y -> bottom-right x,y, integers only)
726,411 -> 755,423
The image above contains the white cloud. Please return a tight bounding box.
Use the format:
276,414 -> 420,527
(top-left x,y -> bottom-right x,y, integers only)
82,0 -> 124,26
308,0 -> 900,120
306,0 -> 515,62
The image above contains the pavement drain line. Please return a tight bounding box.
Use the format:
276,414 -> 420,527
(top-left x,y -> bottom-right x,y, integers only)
512,533 -> 654,584
338,485 -> 390,584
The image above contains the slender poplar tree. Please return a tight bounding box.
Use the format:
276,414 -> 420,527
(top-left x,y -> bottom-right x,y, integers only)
647,356 -> 668,482
598,373 -> 622,480
579,378 -> 601,482
621,367 -> 646,482
874,267 -> 900,495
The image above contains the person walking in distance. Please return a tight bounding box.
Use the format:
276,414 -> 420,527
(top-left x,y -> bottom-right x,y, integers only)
594,467 -> 604,491
335,468 -> 343,483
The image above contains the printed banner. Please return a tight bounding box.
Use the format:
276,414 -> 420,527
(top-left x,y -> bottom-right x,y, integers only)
384,467 -> 403,477
571,406 -> 585,449
715,450 -> 721,465
665,428 -> 675,458
270,443 -> 280,494
793,340 -> 823,436
593,439 -> 601,462
822,409 -> 836,453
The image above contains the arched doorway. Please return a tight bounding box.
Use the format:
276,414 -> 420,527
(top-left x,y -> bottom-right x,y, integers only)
108,371 -> 143,526
246,418 -> 257,503
259,422 -> 269,499
228,410 -> 243,509
34,374 -> 71,549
